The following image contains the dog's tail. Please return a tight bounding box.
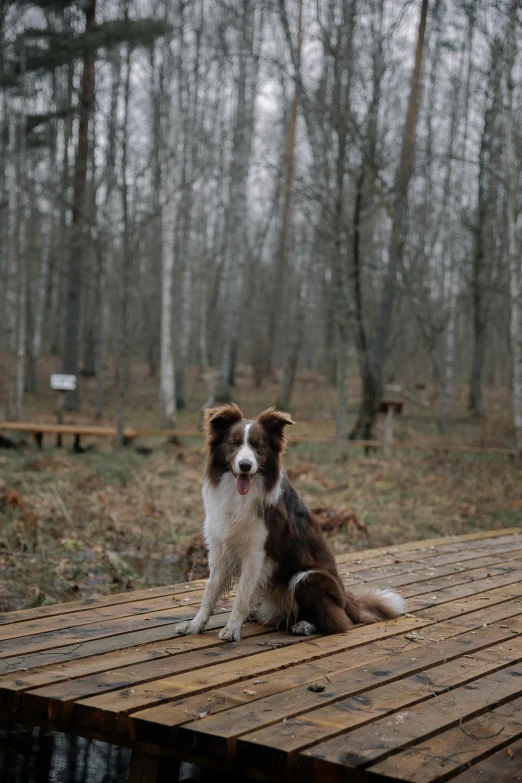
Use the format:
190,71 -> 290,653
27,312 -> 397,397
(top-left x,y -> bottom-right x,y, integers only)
345,587 -> 405,624
291,570 -> 404,629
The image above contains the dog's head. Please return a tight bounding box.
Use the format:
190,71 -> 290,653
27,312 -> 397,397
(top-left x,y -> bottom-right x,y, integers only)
204,405 -> 294,495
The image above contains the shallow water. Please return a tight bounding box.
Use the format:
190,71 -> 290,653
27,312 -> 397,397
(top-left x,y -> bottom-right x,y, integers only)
0,725 -> 130,783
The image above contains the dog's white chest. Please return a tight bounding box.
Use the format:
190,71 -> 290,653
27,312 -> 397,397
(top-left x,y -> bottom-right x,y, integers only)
202,474 -> 267,558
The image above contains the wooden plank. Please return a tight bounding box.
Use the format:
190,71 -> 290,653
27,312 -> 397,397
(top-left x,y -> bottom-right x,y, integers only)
0,580 -> 207,627
344,540 -> 522,583
131,599 -> 522,749
0,590 -> 208,643
344,552 -> 517,586
0,619 -> 269,711
335,529 -> 522,565
450,734 -> 522,783
417,581 -> 522,622
74,615 -> 429,736
339,544 -> 522,587
301,662 -> 522,774
0,422 -> 137,437
405,568 -> 522,612
234,636 -> 522,778
19,629 -> 309,722
0,600 -> 234,660
337,543 -> 522,592
342,553 -> 522,606
232,638 -> 522,774
183,627 -> 522,766
369,696 -> 522,783
364,554 -> 514,589
397,557 -> 522,598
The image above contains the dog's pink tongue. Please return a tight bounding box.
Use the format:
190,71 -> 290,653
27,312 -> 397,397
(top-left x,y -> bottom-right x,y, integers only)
235,474 -> 253,495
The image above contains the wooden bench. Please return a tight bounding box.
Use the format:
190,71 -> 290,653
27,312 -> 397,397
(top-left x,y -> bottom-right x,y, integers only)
0,527 -> 521,781
0,422 -> 139,450
1,421 -> 519,458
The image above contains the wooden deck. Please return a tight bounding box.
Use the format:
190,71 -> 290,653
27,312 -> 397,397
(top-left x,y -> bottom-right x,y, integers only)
1,528 -> 522,781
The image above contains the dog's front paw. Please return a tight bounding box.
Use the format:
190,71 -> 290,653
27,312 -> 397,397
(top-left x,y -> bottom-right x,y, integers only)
218,622 -> 242,641
174,619 -> 206,636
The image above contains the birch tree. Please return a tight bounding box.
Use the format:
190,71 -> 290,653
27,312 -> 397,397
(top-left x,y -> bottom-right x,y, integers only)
505,0 -> 522,453
351,0 -> 429,439
440,9 -> 474,434
62,0 -> 96,411
216,0 -> 261,402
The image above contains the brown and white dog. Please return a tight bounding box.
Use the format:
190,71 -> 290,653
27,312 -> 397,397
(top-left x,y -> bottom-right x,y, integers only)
174,405 -> 404,642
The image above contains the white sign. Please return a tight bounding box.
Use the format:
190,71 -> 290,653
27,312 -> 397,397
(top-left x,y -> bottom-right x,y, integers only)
50,374 -> 77,391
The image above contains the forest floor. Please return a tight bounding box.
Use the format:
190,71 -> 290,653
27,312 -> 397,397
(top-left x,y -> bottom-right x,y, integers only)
0,356 -> 521,612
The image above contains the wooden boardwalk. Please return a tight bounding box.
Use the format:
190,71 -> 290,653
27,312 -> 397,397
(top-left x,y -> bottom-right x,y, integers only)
1,528 -> 522,781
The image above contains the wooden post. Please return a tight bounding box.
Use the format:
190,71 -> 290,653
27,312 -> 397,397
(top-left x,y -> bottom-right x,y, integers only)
379,399 -> 403,458
128,750 -> 180,783
50,374 -> 77,447
56,393 -> 65,448
384,405 -> 394,458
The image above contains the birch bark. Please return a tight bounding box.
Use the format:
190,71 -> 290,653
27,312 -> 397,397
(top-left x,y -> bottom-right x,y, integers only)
6,108 -> 18,420
27,69 -> 58,392
440,13 -> 474,434
160,187 -> 177,427
96,48 -> 121,418
505,0 -> 522,453
216,0 -> 259,402
62,0 -> 96,410
159,5 -> 177,428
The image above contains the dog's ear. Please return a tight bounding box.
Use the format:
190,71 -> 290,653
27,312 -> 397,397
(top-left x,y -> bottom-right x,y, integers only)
203,404 -> 243,449
257,407 -> 294,453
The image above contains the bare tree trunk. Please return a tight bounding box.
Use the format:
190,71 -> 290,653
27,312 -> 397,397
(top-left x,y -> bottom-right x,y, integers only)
265,0 -> 302,378
468,39 -> 503,418
50,58 -> 73,356
440,12 -> 474,434
352,0 -> 429,439
469,310 -> 487,417
505,0 -> 522,453
62,0 -> 96,411
159,4 -> 177,429
95,49 -> 120,419
5,109 -> 17,420
27,80 -> 57,392
216,0 -> 259,402
198,207 -> 216,413
161,188 -> 177,427
336,330 -> 348,461
175,0 -> 202,409
276,256 -> 309,410
116,36 -> 132,448
16,99 -> 27,419
440,265 -> 458,434
81,109 -> 98,378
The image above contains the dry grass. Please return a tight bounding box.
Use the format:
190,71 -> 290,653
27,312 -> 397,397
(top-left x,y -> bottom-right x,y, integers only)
0,357 -> 521,612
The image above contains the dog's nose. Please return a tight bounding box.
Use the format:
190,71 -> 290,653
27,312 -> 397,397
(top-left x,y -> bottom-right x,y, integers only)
239,460 -> 252,473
